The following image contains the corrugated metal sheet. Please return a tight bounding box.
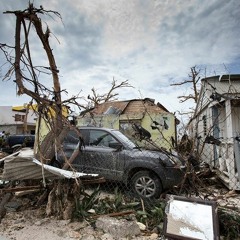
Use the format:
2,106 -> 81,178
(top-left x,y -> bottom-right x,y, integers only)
2,149 -> 59,180
201,75 -> 240,95
1,148 -> 98,181
1,148 -> 97,181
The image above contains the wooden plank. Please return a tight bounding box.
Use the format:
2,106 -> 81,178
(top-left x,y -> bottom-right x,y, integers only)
15,189 -> 40,197
0,185 -> 41,193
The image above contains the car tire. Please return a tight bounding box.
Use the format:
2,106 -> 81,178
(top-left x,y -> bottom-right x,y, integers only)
131,170 -> 162,199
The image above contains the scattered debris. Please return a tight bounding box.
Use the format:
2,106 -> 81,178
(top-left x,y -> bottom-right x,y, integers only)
0,149 -> 240,239
95,216 -> 141,238
164,195 -> 219,240
4,200 -> 22,212
1,148 -> 98,181
0,192 -> 12,222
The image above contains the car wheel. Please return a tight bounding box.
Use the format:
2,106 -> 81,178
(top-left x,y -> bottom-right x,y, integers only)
131,170 -> 162,199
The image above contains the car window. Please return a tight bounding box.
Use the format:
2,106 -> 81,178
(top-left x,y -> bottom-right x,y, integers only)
112,130 -> 136,148
79,129 -> 90,145
89,130 -> 119,148
65,130 -> 79,144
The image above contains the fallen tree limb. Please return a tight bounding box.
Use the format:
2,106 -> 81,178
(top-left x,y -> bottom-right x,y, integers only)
15,189 -> 40,197
82,177 -> 106,184
0,185 -> 42,193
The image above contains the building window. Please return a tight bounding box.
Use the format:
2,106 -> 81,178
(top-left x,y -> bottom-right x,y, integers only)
14,114 -> 25,122
119,120 -> 141,138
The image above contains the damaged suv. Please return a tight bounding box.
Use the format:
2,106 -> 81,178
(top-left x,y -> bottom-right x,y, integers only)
57,126 -> 185,199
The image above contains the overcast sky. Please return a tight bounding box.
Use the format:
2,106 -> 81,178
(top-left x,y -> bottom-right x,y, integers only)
0,0 -> 240,120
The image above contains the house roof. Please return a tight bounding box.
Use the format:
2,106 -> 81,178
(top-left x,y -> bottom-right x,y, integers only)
201,74 -> 240,94
86,98 -> 170,115
190,74 -> 240,123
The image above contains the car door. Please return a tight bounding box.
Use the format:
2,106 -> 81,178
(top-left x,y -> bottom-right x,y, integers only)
58,130 -> 80,162
75,129 -> 125,181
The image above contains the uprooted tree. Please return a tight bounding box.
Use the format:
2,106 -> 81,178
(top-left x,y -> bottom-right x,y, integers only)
170,66 -> 203,155
0,3 -> 82,219
0,3 -> 132,219
170,66 -> 202,155
2,4 -> 68,163
169,66 -> 204,192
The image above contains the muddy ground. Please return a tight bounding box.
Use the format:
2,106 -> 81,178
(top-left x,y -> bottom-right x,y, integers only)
0,203 -> 161,240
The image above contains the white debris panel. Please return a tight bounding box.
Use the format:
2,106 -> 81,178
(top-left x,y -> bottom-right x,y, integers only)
1,148 -> 98,180
32,158 -> 98,179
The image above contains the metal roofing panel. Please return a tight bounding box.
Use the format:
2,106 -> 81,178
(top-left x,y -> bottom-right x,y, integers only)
193,75 -> 240,119
1,149 -> 97,181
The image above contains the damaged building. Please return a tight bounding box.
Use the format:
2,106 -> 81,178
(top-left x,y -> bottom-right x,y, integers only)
77,98 -> 179,150
189,74 -> 240,190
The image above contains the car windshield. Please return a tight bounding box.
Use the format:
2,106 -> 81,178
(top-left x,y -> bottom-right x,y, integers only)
112,130 -> 136,148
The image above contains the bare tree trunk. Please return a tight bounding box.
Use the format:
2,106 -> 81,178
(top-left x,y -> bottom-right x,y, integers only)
12,7 -> 65,163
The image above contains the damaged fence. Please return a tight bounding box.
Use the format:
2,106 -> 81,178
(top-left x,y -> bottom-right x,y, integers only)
0,131 -> 240,238
196,135 -> 240,191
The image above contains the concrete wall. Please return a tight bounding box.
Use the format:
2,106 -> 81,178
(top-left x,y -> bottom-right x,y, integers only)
0,125 -> 17,135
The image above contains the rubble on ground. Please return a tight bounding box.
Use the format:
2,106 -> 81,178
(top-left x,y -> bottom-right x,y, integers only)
0,150 -> 240,239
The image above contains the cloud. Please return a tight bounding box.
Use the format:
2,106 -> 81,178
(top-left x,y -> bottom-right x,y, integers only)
0,0 -> 239,117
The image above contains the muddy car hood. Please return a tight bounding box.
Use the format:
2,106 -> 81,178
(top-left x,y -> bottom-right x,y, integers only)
126,148 -> 184,167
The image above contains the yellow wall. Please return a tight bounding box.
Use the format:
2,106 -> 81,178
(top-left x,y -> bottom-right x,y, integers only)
77,112 -> 176,150
141,113 -> 175,149
34,105 -> 69,154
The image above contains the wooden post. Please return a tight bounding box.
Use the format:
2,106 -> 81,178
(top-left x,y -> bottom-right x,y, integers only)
225,100 -> 237,189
